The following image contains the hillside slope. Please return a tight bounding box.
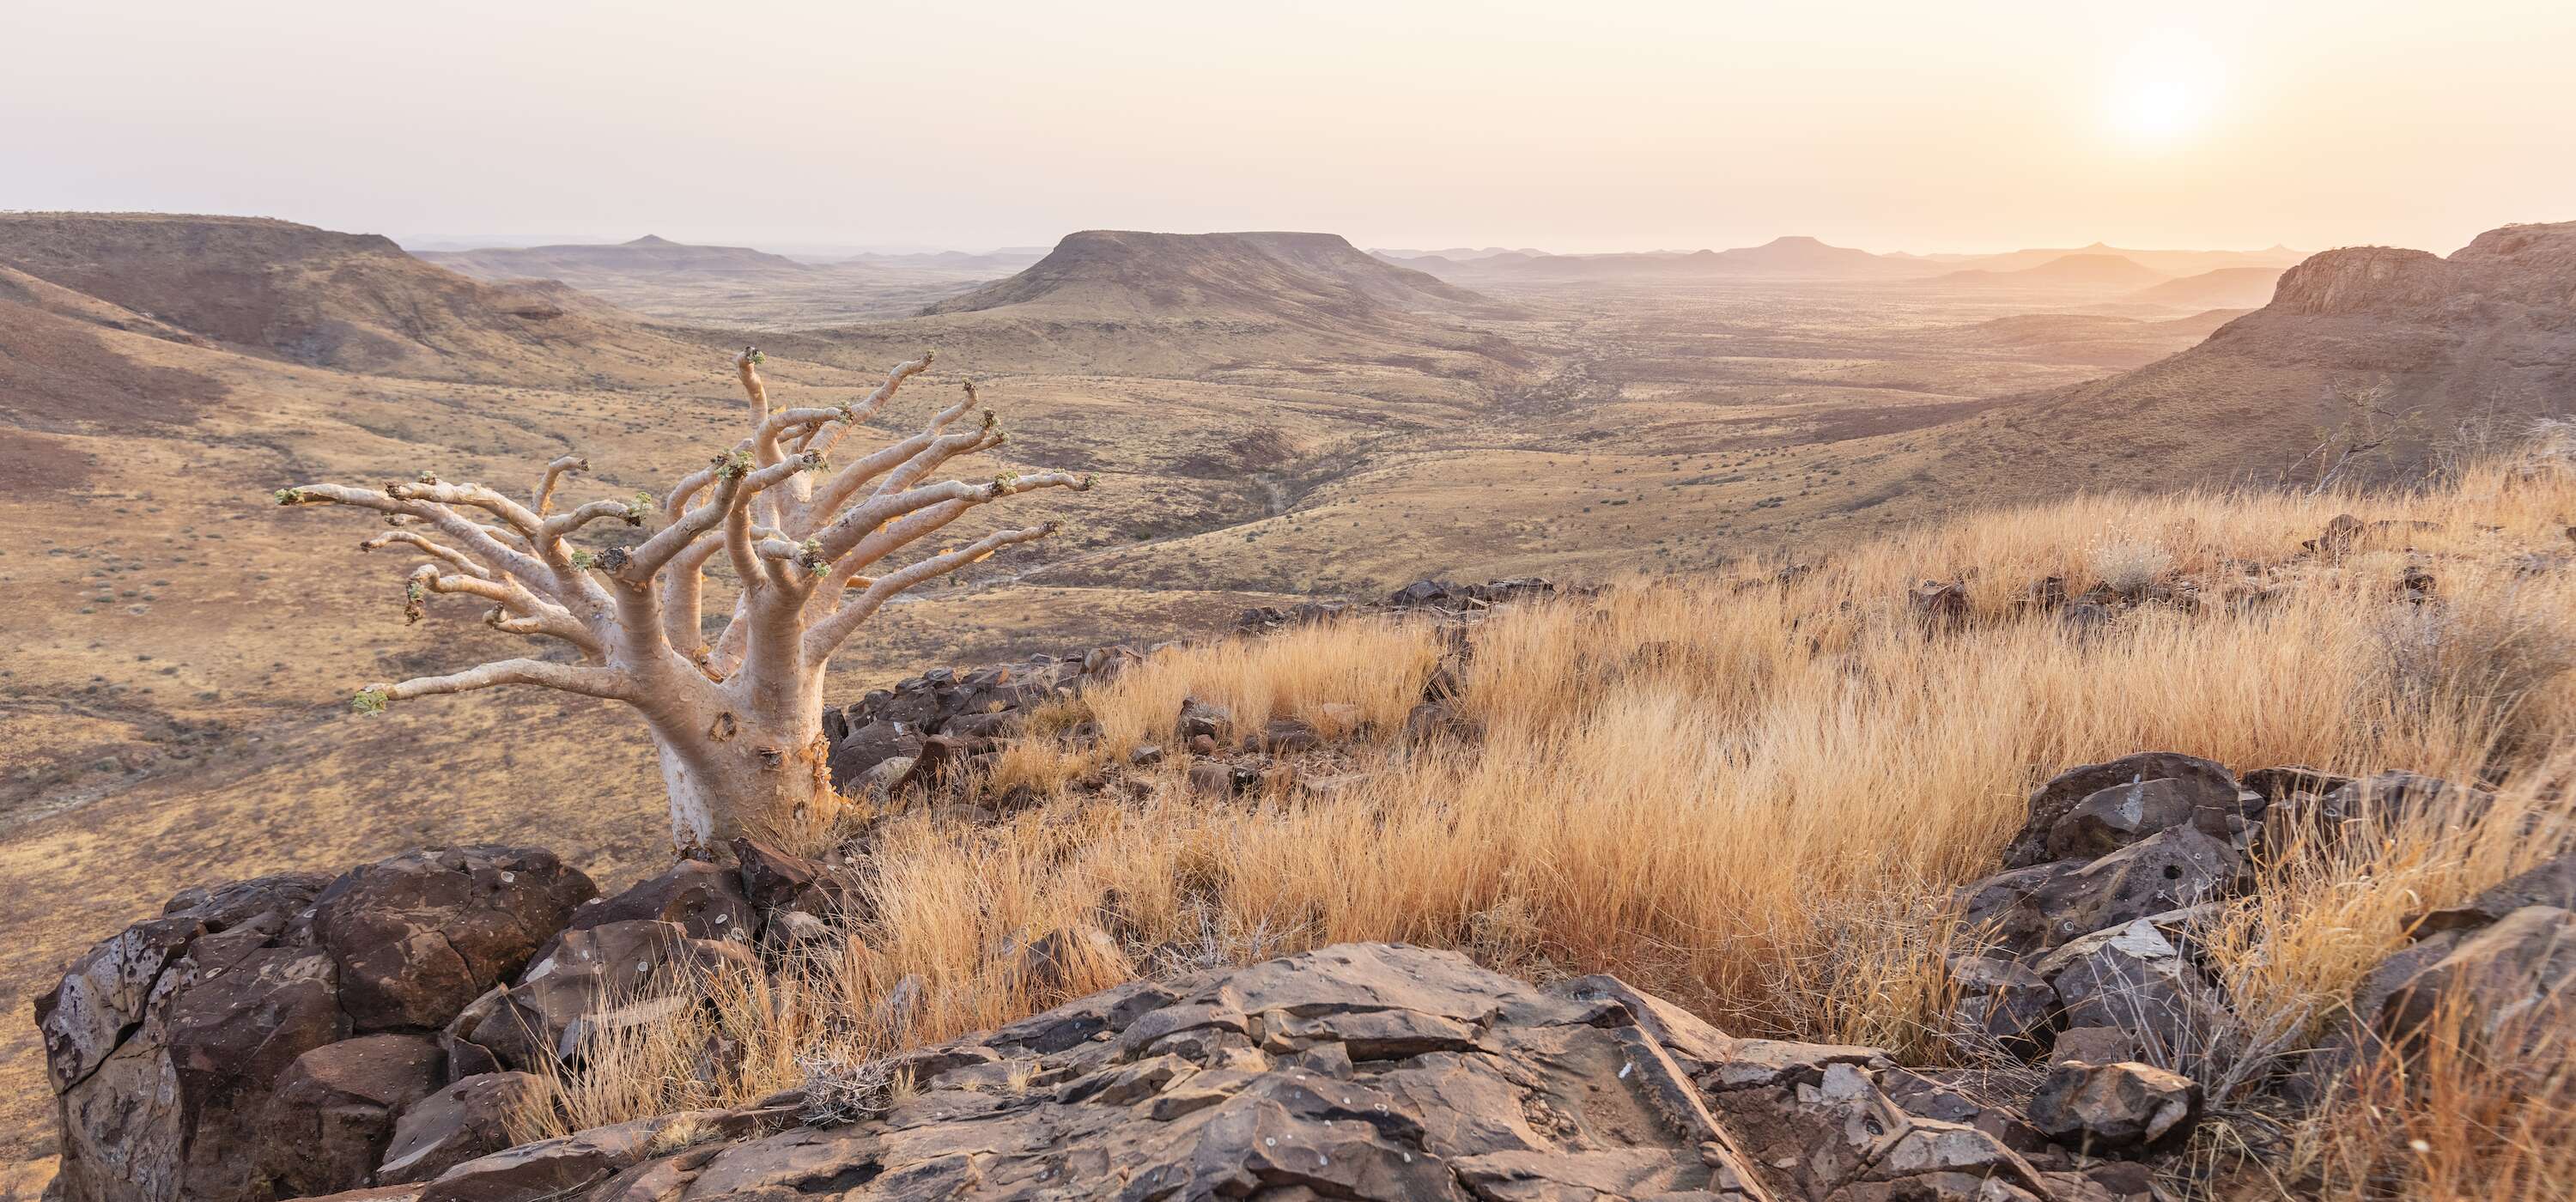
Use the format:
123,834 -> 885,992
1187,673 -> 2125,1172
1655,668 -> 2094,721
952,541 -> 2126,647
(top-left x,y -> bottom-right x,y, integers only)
2129,265 -> 2288,309
0,214 -> 704,385
1952,221 -> 2576,485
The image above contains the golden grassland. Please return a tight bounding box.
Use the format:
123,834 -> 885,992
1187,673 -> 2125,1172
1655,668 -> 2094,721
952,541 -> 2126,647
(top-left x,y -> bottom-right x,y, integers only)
525,452 -> 2576,1198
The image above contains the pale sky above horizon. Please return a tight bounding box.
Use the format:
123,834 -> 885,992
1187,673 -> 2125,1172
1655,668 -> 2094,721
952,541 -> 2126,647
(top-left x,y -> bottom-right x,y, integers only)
6,0 -> 2570,257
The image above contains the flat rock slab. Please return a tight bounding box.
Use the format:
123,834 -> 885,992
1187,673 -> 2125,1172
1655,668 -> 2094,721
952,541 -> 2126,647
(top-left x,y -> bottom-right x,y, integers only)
353,943 -> 2100,1202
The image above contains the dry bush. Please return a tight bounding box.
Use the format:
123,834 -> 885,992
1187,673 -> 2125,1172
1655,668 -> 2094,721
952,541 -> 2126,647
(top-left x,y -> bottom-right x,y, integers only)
2087,532 -> 2176,594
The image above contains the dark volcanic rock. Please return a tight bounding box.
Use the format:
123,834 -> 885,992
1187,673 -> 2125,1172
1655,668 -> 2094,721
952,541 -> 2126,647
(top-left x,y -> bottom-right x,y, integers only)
562,859 -> 752,945
313,846 -> 598,1030
41,848 -> 593,1202
254,1033 -> 445,1198
340,943 -> 2058,1202
2029,1060 -> 2201,1150
377,1071 -> 546,1185
2000,752 -> 2238,871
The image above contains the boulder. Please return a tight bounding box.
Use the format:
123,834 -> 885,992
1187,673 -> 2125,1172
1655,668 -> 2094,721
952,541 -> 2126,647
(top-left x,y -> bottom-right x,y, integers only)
2376,905 -> 2576,1050
2043,777 -> 2238,861
1947,955 -> 2054,1053
2033,914 -> 2222,1053
61,943 -> 348,1202
254,1033 -> 445,1198
2409,853 -> 2576,935
562,860 -> 751,945
2016,829 -> 2245,954
2028,1060 -> 2202,1150
43,850 -> 594,1202
377,1071 -> 545,1185
313,846 -> 598,1031
37,871 -> 328,1096
1959,859 -> 2092,957
483,919 -> 758,1069
2273,770 -> 2494,853
1999,752 -> 2238,871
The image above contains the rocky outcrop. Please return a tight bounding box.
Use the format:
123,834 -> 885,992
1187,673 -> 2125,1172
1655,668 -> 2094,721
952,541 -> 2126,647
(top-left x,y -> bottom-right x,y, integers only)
38,839 -> 854,1202
36,848 -> 590,1202
313,944 -> 2140,1202
1954,750 -> 2571,1164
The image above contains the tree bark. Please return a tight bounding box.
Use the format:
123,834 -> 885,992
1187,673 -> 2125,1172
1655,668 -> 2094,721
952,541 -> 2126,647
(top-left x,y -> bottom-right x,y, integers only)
646,701 -> 835,857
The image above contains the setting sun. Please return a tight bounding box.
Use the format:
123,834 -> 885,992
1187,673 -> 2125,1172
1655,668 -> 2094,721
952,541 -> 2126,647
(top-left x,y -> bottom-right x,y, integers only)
2106,31 -> 2225,143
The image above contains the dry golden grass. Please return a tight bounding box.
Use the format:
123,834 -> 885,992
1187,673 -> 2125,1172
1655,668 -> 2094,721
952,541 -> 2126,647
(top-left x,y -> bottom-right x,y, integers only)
2289,991 -> 2576,1199
519,459 -> 2576,1195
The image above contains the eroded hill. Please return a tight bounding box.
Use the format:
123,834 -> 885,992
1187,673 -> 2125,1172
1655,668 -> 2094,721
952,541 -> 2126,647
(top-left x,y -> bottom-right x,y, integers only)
1950,220 -> 2576,487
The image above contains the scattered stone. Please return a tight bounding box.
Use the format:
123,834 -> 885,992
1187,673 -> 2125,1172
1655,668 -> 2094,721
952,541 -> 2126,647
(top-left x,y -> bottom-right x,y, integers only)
1186,759 -> 1255,798
998,924 -> 1126,995
823,719 -> 919,792
1128,743 -> 1164,767
1252,715 -> 1321,753
1911,578 -> 1971,631
1176,696 -> 1232,740
2000,752 -> 2239,871
2409,853 -> 2576,934
2029,1059 -> 2202,1150
727,837 -> 841,920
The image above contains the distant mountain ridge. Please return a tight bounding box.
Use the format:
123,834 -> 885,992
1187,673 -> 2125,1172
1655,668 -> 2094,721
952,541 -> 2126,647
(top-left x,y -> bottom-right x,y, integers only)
418,234 -> 823,283
1937,241 -> 2308,278
2128,266 -> 2287,309
1931,253 -> 2173,288
0,213 -> 702,388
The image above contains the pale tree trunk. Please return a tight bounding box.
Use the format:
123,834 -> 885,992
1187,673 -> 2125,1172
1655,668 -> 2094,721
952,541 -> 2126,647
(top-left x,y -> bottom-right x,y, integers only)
643,665 -> 835,857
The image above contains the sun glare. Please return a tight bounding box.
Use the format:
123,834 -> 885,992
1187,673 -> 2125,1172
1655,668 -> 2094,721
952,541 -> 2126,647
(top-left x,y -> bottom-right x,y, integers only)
2105,32 -> 2224,145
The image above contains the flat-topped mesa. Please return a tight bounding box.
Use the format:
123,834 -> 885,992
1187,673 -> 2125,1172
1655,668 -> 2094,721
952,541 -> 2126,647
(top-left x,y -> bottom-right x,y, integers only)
920,228 -> 1504,320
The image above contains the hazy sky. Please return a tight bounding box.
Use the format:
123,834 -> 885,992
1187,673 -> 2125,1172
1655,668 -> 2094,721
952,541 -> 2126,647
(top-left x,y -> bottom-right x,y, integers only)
7,0 -> 2569,255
